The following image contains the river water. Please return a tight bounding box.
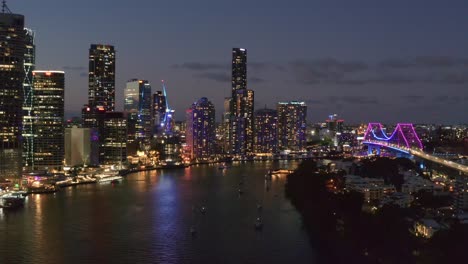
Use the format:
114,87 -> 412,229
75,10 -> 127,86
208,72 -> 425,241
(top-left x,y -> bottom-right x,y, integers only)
0,161 -> 316,264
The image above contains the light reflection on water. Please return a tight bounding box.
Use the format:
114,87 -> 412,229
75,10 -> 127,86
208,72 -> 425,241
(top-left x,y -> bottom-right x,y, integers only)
0,162 -> 316,264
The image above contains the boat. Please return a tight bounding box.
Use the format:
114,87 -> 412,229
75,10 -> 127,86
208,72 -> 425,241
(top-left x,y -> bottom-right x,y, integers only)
77,175 -> 97,184
55,178 -> 79,188
190,226 -> 197,236
200,206 -> 207,214
254,217 -> 263,230
218,163 -> 229,170
28,185 -> 57,194
94,171 -> 123,183
270,169 -> 294,176
238,189 -> 244,195
0,195 -> 25,209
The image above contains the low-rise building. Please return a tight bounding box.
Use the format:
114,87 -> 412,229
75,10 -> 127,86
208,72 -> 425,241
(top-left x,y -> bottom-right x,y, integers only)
380,192 -> 413,208
414,219 -> 441,238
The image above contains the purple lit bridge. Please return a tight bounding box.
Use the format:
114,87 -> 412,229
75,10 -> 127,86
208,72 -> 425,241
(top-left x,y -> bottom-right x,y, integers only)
362,123 -> 468,174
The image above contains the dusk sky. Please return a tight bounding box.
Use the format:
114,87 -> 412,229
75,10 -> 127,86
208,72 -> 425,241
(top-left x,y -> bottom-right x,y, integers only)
12,0 -> 468,124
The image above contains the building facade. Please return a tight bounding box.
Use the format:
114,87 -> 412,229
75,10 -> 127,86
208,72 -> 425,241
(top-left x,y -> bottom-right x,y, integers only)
229,48 -> 254,155
124,79 -> 152,148
100,112 -> 127,165
254,108 -> 278,154
65,126 -> 98,166
152,90 -> 167,134
88,44 -> 115,111
0,12 -> 25,177
31,71 -> 65,170
22,28 -> 35,169
186,97 -> 216,160
277,101 -> 307,151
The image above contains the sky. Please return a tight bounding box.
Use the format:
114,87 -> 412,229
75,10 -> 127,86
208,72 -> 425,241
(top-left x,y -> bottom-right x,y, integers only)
11,0 -> 468,124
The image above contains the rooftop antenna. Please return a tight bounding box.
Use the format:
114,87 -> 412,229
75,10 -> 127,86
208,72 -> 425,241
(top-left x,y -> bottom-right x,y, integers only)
2,0 -> 11,13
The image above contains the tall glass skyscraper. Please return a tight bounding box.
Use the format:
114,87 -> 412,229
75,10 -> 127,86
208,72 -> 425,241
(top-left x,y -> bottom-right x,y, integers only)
32,71 -> 65,170
0,11 -> 26,178
186,97 -> 216,160
22,28 -> 35,169
277,101 -> 307,151
100,112 -> 127,165
230,48 -> 254,155
124,79 -> 152,149
152,90 -> 166,133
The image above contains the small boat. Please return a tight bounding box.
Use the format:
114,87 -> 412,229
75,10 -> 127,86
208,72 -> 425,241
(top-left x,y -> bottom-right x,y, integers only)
238,189 -> 244,195
218,163 -> 229,170
200,206 -> 207,214
254,217 -> 263,230
190,226 -> 197,236
110,179 -> 120,184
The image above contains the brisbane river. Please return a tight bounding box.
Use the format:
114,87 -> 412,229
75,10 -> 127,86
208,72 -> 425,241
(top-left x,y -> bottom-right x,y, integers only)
0,161 -> 316,264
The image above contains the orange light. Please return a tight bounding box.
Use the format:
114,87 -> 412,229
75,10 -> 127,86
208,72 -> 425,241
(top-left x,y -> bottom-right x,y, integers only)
45,72 -> 52,76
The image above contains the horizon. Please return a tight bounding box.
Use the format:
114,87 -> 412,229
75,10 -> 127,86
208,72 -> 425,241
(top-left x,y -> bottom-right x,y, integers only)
9,0 -> 468,124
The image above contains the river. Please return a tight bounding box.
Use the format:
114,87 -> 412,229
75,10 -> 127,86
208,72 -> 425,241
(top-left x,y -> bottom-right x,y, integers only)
0,161 -> 316,264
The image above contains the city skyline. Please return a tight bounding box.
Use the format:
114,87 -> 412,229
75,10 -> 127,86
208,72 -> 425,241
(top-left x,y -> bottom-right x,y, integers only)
9,0 -> 468,124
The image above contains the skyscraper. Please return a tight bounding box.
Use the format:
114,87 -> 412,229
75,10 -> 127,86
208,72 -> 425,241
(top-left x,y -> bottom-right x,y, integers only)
88,44 -> 115,111
124,79 -> 152,148
83,44 -> 116,130
31,71 -> 65,170
100,112 -> 127,165
186,97 -> 216,160
277,101 -> 307,151
22,28 -> 35,169
152,90 -> 167,133
230,48 -> 254,155
254,108 -> 278,154
0,10 -> 26,178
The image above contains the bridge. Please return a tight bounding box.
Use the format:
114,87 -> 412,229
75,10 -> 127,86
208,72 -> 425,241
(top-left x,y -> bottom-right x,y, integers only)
362,123 -> 468,174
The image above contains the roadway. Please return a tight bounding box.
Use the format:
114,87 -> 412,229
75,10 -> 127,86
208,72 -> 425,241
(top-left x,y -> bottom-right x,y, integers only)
364,140 -> 468,174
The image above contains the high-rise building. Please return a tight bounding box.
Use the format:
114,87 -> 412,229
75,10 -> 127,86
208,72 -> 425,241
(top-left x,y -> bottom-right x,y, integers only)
326,114 -> 344,133
230,48 -> 254,155
0,10 -> 26,177
221,97 -> 231,153
100,112 -> 127,165
254,108 -> 278,154
65,126 -> 98,166
124,79 -> 152,148
31,71 -> 65,171
88,44 -> 115,111
22,28 -> 35,169
186,97 -> 216,160
277,101 -> 307,151
152,90 -> 166,133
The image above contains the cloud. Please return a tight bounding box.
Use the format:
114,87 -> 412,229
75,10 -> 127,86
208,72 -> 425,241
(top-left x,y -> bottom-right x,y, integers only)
194,72 -> 230,82
80,72 -> 88,78
378,56 -> 468,69
250,77 -> 265,83
328,96 -> 379,105
172,62 -> 228,71
63,66 -> 86,71
401,95 -> 425,103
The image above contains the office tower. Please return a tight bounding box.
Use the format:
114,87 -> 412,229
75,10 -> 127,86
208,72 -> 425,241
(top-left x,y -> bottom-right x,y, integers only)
83,44 -> 115,130
88,44 -> 115,111
32,71 -> 65,171
230,48 -> 254,155
221,97 -> 231,153
65,126 -> 98,166
152,90 -> 167,133
22,28 -> 35,169
277,101 -> 307,151
454,177 -> 468,212
254,108 -> 278,154
124,79 -> 152,151
100,112 -> 127,165
186,97 -> 216,160
0,10 -> 25,178
326,114 -> 344,133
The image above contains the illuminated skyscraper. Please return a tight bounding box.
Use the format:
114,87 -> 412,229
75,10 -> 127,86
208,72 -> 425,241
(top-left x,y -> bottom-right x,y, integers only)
22,28 -> 35,169
100,112 -> 127,165
221,97 -> 231,153
83,44 -> 115,130
124,79 -> 152,148
277,101 -> 307,151
152,90 -> 167,133
31,71 -> 65,170
186,97 -> 216,160
230,48 -> 254,155
88,44 -> 115,111
0,10 -> 26,177
254,108 -> 278,154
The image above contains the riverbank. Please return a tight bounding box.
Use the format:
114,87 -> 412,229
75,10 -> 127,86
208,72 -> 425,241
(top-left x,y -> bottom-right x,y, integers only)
285,159 -> 468,263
